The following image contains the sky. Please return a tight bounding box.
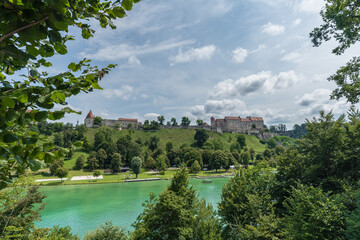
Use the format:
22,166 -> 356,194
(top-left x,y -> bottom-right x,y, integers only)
48,0 -> 360,128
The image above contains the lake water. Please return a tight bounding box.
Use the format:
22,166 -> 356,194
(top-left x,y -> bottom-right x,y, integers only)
36,178 -> 229,237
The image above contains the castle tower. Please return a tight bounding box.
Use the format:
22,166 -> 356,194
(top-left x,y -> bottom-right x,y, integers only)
84,110 -> 94,128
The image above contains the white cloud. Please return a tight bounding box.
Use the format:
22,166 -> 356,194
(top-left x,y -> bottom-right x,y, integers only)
281,51 -> 303,63
293,18 -> 302,26
232,47 -> 248,63
102,85 -> 134,100
262,22 -> 285,36
144,113 -> 160,120
295,88 -> 354,121
190,105 -> 205,117
169,45 -> 216,65
296,89 -> 332,107
128,56 -> 141,66
210,71 -> 301,98
298,0 -> 325,13
80,39 -> 195,61
204,99 -> 246,114
251,44 -> 266,53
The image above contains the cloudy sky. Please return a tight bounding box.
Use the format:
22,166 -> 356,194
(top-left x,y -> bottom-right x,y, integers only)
50,0 -> 360,128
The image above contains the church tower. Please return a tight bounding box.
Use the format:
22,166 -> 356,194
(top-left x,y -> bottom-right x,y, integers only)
84,110 -> 94,128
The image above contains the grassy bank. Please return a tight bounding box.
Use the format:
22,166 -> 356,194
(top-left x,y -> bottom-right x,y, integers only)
31,168 -> 235,186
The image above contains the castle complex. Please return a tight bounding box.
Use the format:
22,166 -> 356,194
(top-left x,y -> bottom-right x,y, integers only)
84,110 -> 264,133
84,110 -> 139,129
210,116 -> 264,133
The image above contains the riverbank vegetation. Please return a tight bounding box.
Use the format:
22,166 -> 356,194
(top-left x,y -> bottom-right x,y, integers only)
2,109 -> 360,239
28,125 -> 289,185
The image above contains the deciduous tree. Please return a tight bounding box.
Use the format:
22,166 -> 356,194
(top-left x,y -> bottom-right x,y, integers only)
75,155 -> 85,170
310,0 -> 360,104
131,156 -> 142,178
194,129 -> 209,147
190,160 -> 201,174
171,117 -> 178,126
55,167 -> 68,182
83,221 -> 127,240
111,153 -> 122,173
0,0 -> 140,188
157,115 -> 165,125
0,176 -> 46,239
87,151 -> 99,171
237,135 -> 246,149
181,116 -> 191,126
131,168 -> 221,239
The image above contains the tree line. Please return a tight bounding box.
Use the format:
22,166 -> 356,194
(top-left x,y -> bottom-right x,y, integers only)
2,109 -> 360,239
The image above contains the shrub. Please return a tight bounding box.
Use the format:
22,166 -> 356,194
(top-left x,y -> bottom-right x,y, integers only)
75,155 -> 85,170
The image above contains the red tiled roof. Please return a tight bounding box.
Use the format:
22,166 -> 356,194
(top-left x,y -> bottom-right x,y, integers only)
118,118 -> 138,122
250,117 -> 263,121
25,109 -> 32,113
225,116 -> 241,120
241,118 -> 251,122
203,122 -> 209,126
86,110 -> 94,119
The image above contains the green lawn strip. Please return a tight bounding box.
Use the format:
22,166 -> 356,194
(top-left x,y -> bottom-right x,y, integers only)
31,168 -> 235,186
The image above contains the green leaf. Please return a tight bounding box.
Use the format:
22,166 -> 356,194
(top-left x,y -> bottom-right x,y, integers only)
22,137 -> 38,145
2,96 -> 15,108
12,145 -> 22,155
30,147 -> 42,158
26,45 -> 39,57
3,132 -> 18,143
113,6 -> 126,18
51,92 -> 66,102
44,152 -> 56,163
0,73 -> 5,80
62,107 -> 80,114
5,110 -> 20,122
8,0 -> 23,6
49,111 -> 65,120
29,159 -> 42,171
81,28 -> 92,39
39,45 -> 55,57
54,42 -> 67,55
43,142 -> 54,150
122,0 -> 133,11
91,82 -> 102,89
16,94 -> 28,103
73,141 -> 83,147
38,59 -> 52,67
68,62 -> 76,71
34,111 -> 48,122
48,30 -> 62,43
30,69 -> 39,78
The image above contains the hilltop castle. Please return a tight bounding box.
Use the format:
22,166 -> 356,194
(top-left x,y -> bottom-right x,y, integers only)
84,110 -> 139,129
84,110 -> 264,133
210,116 -> 264,133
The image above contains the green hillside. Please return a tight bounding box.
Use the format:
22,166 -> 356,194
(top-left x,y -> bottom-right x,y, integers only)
85,128 -> 267,153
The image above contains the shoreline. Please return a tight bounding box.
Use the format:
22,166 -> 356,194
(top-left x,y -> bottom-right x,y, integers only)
34,174 -> 234,187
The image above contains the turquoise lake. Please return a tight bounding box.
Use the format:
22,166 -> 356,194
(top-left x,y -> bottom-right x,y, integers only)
36,178 -> 229,237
